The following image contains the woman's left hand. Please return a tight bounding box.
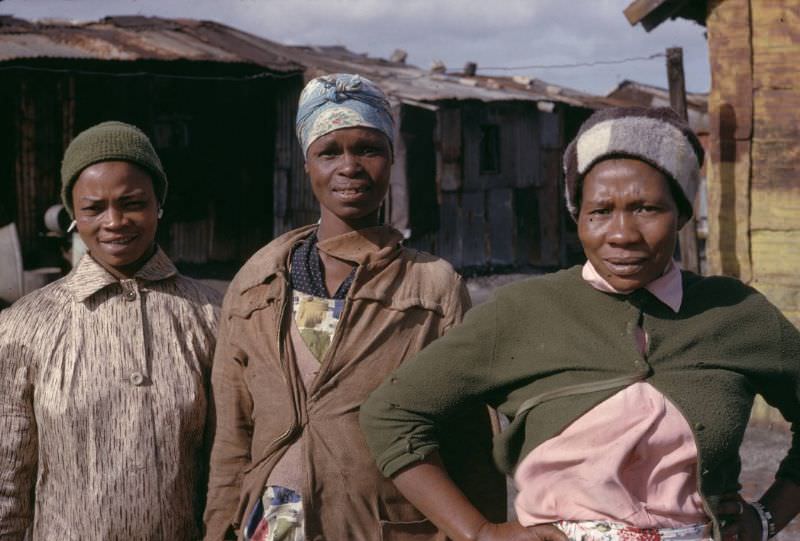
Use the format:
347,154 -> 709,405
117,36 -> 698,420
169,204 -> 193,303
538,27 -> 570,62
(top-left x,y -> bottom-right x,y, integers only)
717,496 -> 763,541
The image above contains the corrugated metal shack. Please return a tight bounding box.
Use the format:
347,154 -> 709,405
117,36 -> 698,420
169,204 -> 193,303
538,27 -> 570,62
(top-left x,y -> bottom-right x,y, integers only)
607,79 -> 708,138
266,45 -> 625,271
625,0 -> 800,329
0,15 -> 304,272
1,15 -> 624,276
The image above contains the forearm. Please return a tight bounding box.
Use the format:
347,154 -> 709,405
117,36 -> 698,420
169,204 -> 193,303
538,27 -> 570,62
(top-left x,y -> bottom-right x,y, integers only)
391,452 -> 489,541
760,477 -> 800,535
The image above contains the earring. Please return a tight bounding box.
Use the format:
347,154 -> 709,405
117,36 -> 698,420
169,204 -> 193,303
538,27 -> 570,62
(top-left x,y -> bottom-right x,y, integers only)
157,208 -> 164,219
67,220 -> 77,233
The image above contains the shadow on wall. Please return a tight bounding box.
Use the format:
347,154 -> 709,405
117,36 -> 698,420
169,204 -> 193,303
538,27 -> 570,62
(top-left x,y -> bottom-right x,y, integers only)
715,102 -> 740,277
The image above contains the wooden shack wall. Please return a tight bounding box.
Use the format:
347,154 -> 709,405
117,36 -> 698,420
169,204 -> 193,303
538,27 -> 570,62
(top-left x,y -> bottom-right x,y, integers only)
405,100 -> 565,272
706,0 -> 800,327
273,77 -> 315,236
1,62 -> 301,273
0,70 -> 75,269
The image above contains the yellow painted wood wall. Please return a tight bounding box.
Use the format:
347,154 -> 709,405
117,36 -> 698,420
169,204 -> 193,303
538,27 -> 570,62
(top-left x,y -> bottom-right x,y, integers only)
706,0 -> 800,329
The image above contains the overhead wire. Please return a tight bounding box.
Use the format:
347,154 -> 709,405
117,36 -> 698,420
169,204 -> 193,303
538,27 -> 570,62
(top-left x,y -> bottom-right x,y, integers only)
475,52 -> 666,72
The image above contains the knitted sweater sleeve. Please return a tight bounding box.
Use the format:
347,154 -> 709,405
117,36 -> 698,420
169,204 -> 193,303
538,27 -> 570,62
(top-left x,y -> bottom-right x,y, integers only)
768,309 -> 800,484
359,294 -> 498,478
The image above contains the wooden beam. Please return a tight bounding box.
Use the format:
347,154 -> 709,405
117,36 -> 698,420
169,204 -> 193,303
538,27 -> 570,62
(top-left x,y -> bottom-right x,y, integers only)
624,0 -> 699,32
666,47 -> 700,274
624,0 -> 670,25
705,0 -> 753,281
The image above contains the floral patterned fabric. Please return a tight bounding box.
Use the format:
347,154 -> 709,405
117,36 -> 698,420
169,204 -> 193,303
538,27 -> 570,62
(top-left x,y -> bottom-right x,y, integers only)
289,231 -> 353,300
243,486 -> 304,541
554,520 -> 712,541
293,291 -> 344,361
295,73 -> 394,155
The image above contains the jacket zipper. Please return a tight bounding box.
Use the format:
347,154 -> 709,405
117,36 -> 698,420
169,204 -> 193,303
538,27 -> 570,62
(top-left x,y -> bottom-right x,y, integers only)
513,370 -> 651,419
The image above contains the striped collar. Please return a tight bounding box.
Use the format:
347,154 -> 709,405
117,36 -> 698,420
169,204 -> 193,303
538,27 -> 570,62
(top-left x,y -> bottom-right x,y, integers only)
64,247 -> 178,302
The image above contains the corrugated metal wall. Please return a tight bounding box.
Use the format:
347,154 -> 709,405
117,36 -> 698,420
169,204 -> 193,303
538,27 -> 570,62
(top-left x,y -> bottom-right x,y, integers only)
406,100 -> 568,272
4,61 -> 303,271
273,77 -> 315,237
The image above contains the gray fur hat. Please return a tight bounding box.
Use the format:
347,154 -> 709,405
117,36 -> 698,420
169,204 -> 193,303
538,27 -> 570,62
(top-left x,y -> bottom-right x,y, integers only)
563,106 -> 704,220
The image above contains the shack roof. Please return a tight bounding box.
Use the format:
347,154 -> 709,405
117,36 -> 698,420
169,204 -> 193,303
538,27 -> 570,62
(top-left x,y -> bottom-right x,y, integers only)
280,44 -> 622,109
0,15 -> 622,110
623,0 -> 707,31
0,15 -> 302,72
607,79 -> 708,132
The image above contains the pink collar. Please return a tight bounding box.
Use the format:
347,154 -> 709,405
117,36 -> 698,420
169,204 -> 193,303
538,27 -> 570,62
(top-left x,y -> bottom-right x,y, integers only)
582,259 -> 683,313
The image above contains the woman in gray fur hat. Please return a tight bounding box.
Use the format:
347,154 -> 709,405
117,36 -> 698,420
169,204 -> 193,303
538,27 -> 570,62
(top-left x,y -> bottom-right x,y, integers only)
360,107 -> 800,541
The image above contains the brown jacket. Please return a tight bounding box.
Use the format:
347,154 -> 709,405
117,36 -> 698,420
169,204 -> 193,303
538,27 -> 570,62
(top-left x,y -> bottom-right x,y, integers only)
204,225 -> 505,541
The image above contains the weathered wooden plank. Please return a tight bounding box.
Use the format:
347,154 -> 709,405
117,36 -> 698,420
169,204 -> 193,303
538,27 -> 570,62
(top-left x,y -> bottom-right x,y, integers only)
435,192 -> 462,268
751,187 -> 800,230
707,0 -> 753,141
704,0 -> 753,281
751,1 -> 800,91
750,230 -> 800,286
460,103 -> 485,192
750,139 -> 800,190
514,106 -> 540,188
388,104 -> 409,232
750,139 -> 800,230
488,188 -> 514,266
538,110 -> 561,149
461,191 -> 487,268
436,107 -> 462,192
705,140 -> 751,281
753,89 -> 800,141
495,112 -> 516,190
514,187 -> 539,266
624,0 -> 670,25
538,148 -> 562,266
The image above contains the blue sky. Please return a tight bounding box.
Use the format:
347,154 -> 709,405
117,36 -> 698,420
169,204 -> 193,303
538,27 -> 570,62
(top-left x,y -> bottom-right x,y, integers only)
2,0 -> 711,95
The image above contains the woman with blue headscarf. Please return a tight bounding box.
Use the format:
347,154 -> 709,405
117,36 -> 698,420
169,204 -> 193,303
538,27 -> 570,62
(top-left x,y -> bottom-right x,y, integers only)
204,74 -> 505,541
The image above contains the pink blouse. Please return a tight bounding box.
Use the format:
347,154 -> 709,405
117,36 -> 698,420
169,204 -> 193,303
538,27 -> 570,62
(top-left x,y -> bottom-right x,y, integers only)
513,261 -> 707,528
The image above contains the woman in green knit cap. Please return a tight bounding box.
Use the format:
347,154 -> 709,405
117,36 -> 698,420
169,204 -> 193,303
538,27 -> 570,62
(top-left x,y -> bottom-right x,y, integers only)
361,107 -> 800,541
0,121 -> 222,540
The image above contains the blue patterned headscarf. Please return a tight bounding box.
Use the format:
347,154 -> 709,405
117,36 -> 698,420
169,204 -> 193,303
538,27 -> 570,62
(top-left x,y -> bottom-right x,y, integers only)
296,73 -> 394,156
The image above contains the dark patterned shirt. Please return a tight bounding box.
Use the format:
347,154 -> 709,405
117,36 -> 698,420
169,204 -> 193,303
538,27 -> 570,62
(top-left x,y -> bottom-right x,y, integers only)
290,231 -> 354,300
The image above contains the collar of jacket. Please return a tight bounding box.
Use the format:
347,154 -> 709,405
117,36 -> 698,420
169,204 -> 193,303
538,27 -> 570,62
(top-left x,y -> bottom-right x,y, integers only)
64,247 -> 178,302
235,224 -> 405,296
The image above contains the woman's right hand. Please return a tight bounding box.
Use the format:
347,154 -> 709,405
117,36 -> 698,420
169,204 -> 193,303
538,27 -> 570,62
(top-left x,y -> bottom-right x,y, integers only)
476,521 -> 569,541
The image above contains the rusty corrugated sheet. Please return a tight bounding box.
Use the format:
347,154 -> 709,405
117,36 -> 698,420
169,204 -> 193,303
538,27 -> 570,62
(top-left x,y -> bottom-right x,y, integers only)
0,15 -> 629,111
607,79 -> 709,133
0,15 -> 302,73
272,78 -> 314,236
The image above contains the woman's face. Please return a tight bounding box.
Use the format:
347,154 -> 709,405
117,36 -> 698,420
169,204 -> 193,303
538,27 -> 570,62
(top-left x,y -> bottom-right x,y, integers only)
72,161 -> 159,279
578,158 -> 685,292
305,126 -> 391,236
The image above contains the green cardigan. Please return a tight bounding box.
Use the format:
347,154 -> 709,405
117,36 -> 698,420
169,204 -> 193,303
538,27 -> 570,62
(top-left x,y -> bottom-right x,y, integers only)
360,266 -> 800,537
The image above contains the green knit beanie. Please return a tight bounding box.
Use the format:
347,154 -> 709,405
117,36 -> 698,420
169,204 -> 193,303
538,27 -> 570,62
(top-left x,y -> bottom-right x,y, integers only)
60,121 -> 168,218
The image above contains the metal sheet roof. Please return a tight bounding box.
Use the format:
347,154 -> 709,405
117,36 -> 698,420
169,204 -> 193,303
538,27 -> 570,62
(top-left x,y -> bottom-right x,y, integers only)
0,15 -> 620,108
0,15 -> 302,72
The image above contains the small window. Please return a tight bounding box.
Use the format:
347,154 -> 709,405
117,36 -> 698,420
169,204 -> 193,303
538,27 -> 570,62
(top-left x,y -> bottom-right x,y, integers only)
479,124 -> 500,174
